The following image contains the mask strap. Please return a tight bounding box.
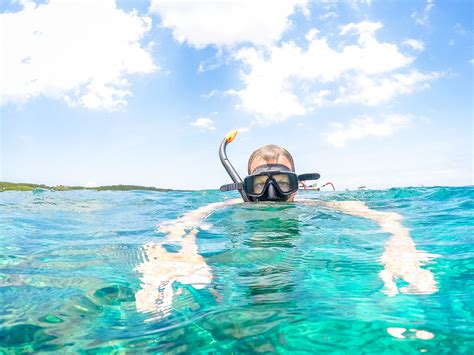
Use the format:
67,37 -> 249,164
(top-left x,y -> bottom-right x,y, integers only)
298,173 -> 320,181
252,164 -> 291,174
220,182 -> 243,192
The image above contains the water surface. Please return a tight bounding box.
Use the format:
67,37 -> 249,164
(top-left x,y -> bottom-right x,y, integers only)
0,187 -> 472,353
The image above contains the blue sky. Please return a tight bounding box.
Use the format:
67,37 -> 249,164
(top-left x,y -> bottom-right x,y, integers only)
1,0 -> 472,190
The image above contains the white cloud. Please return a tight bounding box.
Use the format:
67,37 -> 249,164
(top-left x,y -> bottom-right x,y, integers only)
334,71 -> 441,106
315,0 -> 370,5
148,0 -> 308,48
351,0 -> 371,6
321,0 -> 371,9
201,90 -> 220,99
197,49 -> 226,72
453,23 -> 467,36
228,21 -> 437,122
340,21 -> 381,36
190,117 -> 216,131
198,62 -> 222,73
470,59 -> 474,65
411,0 -> 434,26
319,11 -> 337,20
403,39 -> 425,51
12,0 -> 37,10
226,46 -> 307,122
322,114 -> 411,147
305,28 -> 320,41
0,0 -> 156,110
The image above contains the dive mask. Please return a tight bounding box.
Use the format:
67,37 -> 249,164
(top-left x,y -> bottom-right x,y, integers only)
220,163 -> 320,202
243,164 -> 298,201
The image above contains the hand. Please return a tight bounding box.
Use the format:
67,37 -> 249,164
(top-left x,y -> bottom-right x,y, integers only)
135,230 -> 212,317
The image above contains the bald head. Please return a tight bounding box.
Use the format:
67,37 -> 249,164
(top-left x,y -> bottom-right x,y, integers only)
248,145 -> 295,174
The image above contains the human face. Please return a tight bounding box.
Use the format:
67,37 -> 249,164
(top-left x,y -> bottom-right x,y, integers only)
249,156 -> 297,202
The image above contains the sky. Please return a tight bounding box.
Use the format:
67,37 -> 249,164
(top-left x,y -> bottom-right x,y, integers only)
0,0 -> 472,190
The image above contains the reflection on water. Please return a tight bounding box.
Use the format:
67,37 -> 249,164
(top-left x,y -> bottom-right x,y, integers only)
386,327 -> 435,340
236,213 -> 301,307
0,188 -> 473,353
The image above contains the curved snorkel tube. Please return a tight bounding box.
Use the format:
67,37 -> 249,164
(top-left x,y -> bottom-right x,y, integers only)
219,130 -> 250,202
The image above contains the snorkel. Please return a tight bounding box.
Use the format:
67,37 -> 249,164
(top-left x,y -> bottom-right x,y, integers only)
219,130 -> 251,202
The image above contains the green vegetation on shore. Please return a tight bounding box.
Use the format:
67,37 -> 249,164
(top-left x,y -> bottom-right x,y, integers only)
0,181 -> 178,192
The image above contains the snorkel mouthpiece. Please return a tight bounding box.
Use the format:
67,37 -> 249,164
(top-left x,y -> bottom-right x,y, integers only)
225,130 -> 238,143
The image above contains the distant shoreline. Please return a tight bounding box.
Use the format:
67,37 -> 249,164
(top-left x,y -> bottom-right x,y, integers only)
0,181 -> 185,192
2,181 -> 471,193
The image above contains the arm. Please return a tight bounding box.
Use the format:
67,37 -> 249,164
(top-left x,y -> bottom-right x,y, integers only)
135,198 -> 241,316
300,199 -> 438,296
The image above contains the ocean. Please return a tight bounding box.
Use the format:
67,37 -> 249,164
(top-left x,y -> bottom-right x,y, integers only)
0,186 -> 472,353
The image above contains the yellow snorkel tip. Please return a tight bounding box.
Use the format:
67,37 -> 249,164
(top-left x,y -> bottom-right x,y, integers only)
225,130 -> 238,143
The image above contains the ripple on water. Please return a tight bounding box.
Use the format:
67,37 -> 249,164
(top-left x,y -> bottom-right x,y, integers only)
92,285 -> 136,306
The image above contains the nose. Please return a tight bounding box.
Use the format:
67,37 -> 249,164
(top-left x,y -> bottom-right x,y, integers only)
265,183 -> 278,200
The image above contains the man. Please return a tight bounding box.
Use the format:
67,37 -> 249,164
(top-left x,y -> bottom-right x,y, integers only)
135,143 -> 438,317
220,142 -> 319,203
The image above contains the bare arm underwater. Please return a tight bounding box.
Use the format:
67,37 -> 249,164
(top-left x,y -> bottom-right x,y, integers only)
134,198 -> 241,316
135,198 -> 437,315
304,199 -> 438,296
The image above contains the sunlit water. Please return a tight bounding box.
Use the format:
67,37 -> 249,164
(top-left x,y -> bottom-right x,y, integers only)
0,187 -> 472,353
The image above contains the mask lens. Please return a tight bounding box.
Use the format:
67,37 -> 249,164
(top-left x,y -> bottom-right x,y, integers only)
252,175 -> 269,194
273,174 -> 292,192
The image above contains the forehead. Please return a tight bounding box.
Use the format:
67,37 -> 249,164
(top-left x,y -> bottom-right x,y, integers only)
250,156 -> 293,173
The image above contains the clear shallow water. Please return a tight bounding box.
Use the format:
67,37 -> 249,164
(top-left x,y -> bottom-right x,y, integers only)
0,187 -> 472,353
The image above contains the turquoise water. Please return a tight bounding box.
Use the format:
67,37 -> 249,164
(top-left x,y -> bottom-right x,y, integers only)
0,186 -> 473,353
